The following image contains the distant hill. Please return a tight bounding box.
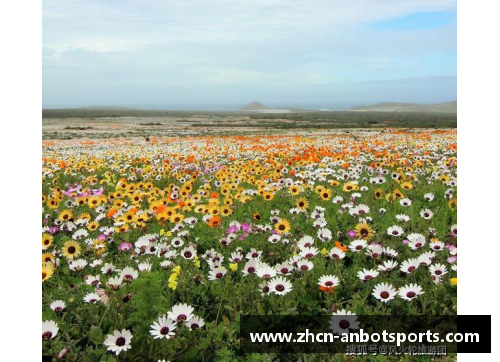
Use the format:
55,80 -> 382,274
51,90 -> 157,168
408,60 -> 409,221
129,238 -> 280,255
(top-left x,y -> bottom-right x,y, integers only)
239,101 -> 269,111
349,101 -> 457,113
239,101 -> 308,113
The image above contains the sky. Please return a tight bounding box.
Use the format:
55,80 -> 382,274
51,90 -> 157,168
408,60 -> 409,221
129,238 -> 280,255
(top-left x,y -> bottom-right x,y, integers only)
42,0 -> 457,110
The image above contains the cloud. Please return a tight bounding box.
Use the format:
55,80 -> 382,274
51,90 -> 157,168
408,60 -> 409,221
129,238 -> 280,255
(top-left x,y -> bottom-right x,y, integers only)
43,0 -> 457,107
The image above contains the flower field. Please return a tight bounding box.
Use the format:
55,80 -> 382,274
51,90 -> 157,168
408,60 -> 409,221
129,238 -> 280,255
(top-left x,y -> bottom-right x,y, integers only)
42,130 -> 457,361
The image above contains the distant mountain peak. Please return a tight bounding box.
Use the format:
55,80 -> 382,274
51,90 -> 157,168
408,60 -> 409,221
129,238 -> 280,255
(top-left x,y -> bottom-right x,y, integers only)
239,101 -> 269,111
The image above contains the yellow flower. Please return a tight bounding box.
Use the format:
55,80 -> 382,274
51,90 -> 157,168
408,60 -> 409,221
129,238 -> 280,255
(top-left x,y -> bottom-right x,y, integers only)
193,257 -> 201,268
320,248 -> 329,257
450,278 -> 457,286
172,265 -> 181,274
229,263 -> 238,271
42,263 -> 55,283
62,241 -> 81,259
168,272 -> 178,290
166,231 -> 173,237
274,219 -> 291,234
159,229 -> 165,235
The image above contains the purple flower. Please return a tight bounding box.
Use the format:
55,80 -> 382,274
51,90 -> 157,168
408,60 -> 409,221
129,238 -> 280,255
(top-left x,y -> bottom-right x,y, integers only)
49,226 -> 59,234
227,225 -> 238,234
118,242 -> 133,252
347,230 -> 356,238
241,223 -> 251,233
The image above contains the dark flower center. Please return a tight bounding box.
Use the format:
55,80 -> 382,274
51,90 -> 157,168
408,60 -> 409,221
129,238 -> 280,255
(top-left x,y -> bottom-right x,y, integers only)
406,291 -> 416,298
42,332 -> 52,340
160,327 -> 170,335
380,291 -> 390,299
408,266 -> 416,272
68,246 -> 76,254
435,270 -> 442,275
275,284 -> 285,292
248,267 -> 255,273
325,281 -> 333,286
300,265 -> 309,270
177,314 -> 187,322
364,275 -> 373,280
339,320 -> 350,329
184,251 -> 192,258
263,286 -> 270,293
115,337 -> 126,346
191,323 -> 199,330
216,273 -> 223,279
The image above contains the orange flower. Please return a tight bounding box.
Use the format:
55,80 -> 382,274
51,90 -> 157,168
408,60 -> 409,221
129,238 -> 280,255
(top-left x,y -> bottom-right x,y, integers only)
335,240 -> 348,252
319,285 -> 335,294
207,215 -> 221,227
210,191 -> 219,199
155,204 -> 167,214
107,208 -> 117,218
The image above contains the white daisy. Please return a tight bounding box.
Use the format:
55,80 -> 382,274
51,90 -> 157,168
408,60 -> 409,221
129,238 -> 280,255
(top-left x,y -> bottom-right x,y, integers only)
349,239 -> 367,252
318,275 -> 340,288
377,260 -> 399,272
296,259 -> 314,271
398,284 -> 425,301
83,292 -> 100,304
208,266 -> 228,281
256,264 -> 277,279
357,269 -> 379,281
329,247 -> 346,260
400,259 -> 419,274
42,320 -> 59,341
420,209 -> 434,220
268,276 -> 293,296
387,225 -> 404,237
50,300 -> 66,312
167,303 -> 194,323
150,316 -> 177,339
372,283 -> 397,303
103,329 -> 133,356
330,310 -> 360,335
120,266 -> 139,282
187,316 -> 205,330
429,263 -> 448,277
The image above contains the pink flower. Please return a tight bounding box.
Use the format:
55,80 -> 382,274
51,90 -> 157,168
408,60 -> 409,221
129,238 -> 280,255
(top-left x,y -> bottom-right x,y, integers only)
402,239 -> 409,245
118,242 -> 133,252
241,223 -> 251,233
347,230 -> 356,238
